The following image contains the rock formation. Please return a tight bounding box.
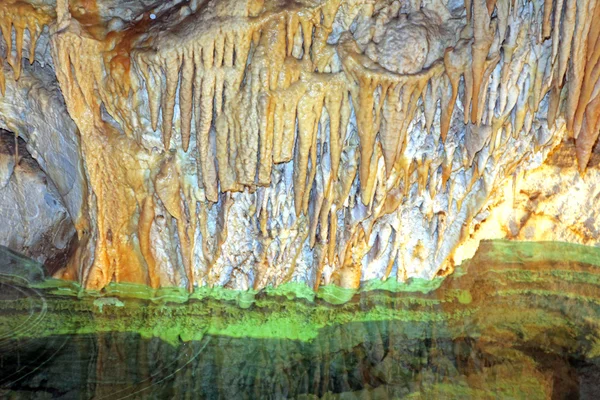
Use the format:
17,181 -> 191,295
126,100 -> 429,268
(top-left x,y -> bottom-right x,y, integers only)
0,0 -> 598,291
455,142 -> 600,264
0,130 -> 75,269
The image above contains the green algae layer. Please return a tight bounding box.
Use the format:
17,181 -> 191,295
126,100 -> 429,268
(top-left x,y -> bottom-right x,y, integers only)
2,240 -> 600,398
0,240 -> 599,349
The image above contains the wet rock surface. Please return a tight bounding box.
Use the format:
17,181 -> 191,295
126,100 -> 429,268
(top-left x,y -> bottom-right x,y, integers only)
0,130 -> 75,271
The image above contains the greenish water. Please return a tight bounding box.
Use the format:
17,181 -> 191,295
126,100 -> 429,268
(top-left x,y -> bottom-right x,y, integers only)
1,241 -> 600,399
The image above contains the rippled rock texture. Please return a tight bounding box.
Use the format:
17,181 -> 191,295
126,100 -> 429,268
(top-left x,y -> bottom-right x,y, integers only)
1,241 -> 600,398
0,0 -> 599,291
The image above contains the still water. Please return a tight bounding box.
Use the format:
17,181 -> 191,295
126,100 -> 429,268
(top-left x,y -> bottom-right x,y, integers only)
1,241 -> 600,399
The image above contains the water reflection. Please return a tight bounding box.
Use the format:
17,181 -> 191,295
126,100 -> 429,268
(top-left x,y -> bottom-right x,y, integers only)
1,241 -> 600,399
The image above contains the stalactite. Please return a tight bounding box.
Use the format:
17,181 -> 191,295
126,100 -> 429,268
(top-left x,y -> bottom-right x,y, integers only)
552,0 -> 565,61
258,93 -> 276,185
572,0 -> 600,137
22,0 -> 592,291
424,78 -> 440,133
355,76 -> 378,205
575,88 -> 600,170
565,0 -> 594,134
471,0 -> 494,124
195,71 -> 219,202
0,1 -> 52,93
542,0 -> 553,39
324,88 -> 345,177
381,83 -> 403,172
442,41 -> 471,141
161,53 -> 182,149
179,51 -> 195,151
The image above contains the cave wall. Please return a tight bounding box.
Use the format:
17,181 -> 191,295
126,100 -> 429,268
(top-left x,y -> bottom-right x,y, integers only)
0,0 -> 598,291
0,129 -> 75,269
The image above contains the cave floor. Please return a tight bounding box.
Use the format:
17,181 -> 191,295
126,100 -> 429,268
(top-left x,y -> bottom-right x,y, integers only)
1,240 -> 600,399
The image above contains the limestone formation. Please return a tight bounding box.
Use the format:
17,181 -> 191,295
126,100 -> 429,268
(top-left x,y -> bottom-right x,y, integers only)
0,130 -> 75,269
0,0 -> 598,291
455,142 -> 600,264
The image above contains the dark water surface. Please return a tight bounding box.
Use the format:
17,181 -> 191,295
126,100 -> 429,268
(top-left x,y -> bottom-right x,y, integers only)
1,241 -> 600,399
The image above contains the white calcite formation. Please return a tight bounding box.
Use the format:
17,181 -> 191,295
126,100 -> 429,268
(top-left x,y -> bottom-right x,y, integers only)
0,0 -> 598,291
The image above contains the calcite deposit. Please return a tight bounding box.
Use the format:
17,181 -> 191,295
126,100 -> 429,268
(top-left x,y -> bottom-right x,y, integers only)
0,0 -> 599,291
455,142 -> 600,264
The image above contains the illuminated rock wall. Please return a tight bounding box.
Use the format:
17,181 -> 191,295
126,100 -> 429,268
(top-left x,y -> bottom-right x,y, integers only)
0,0 -> 598,291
